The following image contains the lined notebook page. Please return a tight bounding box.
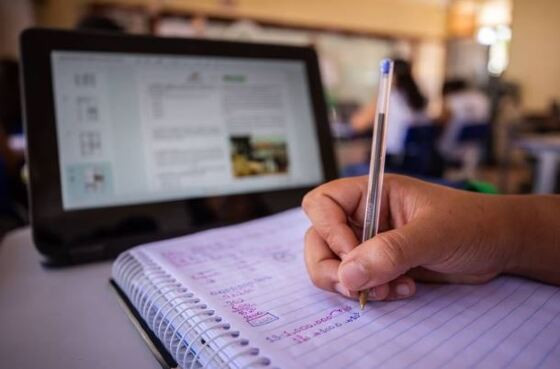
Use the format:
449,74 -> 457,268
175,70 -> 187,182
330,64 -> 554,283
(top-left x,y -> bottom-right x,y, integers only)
139,208 -> 560,369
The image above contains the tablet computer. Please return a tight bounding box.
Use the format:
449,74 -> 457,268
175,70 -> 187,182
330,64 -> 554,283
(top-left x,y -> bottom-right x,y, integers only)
20,28 -> 337,264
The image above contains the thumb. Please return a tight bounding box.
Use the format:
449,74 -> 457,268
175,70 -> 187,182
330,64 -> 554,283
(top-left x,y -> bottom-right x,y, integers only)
338,221 -> 433,291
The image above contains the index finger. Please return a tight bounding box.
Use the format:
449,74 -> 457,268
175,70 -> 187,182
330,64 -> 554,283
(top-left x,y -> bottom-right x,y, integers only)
301,177 -> 367,258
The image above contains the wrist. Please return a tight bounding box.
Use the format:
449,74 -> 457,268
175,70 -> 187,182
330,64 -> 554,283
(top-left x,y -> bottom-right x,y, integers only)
498,195 -> 560,284
496,197 -> 525,276
474,194 -> 526,277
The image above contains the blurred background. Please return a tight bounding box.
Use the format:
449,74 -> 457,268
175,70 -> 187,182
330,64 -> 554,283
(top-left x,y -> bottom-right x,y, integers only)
1,0 -> 560,233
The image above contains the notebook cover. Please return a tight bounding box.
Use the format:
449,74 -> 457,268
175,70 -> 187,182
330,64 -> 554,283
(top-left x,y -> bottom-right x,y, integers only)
110,279 -> 178,369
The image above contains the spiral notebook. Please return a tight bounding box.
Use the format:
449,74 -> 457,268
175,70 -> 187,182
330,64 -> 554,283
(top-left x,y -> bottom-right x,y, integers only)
111,208 -> 560,369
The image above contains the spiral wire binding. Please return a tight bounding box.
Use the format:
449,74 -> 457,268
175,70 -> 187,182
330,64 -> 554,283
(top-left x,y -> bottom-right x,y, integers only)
113,251 -> 273,369
188,326 -> 234,369
204,336 -> 247,369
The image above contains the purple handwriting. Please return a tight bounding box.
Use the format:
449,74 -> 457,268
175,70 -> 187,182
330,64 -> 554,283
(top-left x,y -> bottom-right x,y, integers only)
265,305 -> 354,344
189,269 -> 221,285
225,298 -> 269,324
209,276 -> 272,299
159,243 -> 297,269
307,311 -> 360,341
248,312 -> 279,327
160,248 -> 242,268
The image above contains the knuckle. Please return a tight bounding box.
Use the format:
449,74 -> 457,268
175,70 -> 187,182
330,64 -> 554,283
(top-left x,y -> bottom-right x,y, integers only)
308,271 -> 322,288
303,229 -> 316,262
323,225 -> 337,249
301,178 -> 344,211
310,271 -> 330,290
322,224 -> 346,255
304,260 -> 324,288
301,192 -> 312,210
376,231 -> 410,271
301,188 -> 320,211
304,227 -> 314,245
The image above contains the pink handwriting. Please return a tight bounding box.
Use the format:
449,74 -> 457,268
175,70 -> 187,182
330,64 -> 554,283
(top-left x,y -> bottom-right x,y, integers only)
225,298 -> 268,324
209,276 -> 272,299
265,305 -> 353,344
190,269 -> 221,284
160,249 -> 241,268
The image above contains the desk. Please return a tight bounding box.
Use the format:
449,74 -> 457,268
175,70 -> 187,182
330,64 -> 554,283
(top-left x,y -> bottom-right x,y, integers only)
0,227 -> 159,369
516,134 -> 560,193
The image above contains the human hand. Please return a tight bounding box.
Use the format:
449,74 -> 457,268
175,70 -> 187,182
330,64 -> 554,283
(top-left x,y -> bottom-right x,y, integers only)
301,174 -> 520,301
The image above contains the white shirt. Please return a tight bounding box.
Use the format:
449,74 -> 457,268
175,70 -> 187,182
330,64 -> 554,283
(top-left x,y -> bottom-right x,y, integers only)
385,90 -> 429,155
439,90 -> 490,157
445,90 -> 490,124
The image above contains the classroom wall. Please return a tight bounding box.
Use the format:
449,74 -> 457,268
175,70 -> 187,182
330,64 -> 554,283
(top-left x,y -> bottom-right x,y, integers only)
0,0 -> 35,58
83,0 -> 448,39
506,0 -> 560,113
32,0 -> 448,111
414,39 -> 446,116
167,0 -> 448,39
34,0 -> 85,28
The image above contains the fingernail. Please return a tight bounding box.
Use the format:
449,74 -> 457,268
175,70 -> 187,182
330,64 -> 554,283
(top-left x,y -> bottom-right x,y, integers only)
368,288 -> 377,299
340,261 -> 369,289
396,283 -> 410,297
334,283 -> 350,297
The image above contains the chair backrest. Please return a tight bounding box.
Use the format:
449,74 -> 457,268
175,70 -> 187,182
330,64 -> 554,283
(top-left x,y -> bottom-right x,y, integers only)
457,122 -> 489,143
404,124 -> 440,153
401,124 -> 443,177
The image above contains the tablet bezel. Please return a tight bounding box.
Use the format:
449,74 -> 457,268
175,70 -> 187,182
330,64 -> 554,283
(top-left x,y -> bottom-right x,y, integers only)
20,28 -> 337,264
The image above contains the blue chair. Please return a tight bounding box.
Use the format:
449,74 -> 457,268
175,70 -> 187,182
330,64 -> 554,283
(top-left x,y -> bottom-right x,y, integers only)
340,124 -> 444,178
399,124 -> 443,177
450,122 -> 489,179
457,122 -> 489,144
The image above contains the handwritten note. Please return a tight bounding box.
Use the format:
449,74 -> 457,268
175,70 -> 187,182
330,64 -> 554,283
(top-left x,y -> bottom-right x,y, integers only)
140,208 -> 560,369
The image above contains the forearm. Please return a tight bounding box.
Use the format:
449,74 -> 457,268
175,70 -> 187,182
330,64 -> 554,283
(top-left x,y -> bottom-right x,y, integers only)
500,195 -> 560,285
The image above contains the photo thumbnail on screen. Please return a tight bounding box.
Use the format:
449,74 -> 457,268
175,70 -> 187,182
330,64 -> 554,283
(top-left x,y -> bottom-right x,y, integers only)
230,136 -> 289,177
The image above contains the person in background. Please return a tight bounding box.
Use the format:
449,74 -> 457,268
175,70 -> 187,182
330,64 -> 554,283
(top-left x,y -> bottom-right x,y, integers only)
438,79 -> 490,160
350,59 -> 429,164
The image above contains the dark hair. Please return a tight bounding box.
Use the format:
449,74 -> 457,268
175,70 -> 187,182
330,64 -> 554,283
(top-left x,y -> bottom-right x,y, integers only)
76,15 -> 124,33
392,59 -> 427,112
442,79 -> 468,96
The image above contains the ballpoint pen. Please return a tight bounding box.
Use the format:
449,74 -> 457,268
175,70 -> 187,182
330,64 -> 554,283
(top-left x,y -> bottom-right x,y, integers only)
359,58 -> 394,310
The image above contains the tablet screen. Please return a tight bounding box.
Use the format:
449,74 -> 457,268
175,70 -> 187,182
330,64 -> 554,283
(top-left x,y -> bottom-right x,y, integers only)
50,51 -> 324,210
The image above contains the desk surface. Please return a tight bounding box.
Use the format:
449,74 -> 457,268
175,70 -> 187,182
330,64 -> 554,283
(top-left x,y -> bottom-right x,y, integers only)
517,134 -> 560,152
0,227 -> 159,369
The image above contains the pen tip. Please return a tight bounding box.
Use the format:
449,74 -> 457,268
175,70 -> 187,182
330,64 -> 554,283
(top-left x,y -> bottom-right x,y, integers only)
359,292 -> 367,310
